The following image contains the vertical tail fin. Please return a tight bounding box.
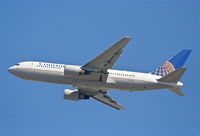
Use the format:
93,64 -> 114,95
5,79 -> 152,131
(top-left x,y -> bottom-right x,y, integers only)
151,49 -> 191,76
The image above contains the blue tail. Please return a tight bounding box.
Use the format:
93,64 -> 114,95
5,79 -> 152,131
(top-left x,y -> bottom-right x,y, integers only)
151,49 -> 192,76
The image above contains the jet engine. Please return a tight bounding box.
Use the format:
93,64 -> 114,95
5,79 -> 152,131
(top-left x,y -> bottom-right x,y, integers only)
64,65 -> 92,76
64,89 -> 89,100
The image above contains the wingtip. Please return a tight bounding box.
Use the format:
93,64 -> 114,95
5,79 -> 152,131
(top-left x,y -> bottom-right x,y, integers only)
123,36 -> 132,40
118,106 -> 126,110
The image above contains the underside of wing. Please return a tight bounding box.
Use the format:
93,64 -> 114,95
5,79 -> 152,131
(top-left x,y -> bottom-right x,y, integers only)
92,93 -> 125,110
78,88 -> 125,110
82,37 -> 131,73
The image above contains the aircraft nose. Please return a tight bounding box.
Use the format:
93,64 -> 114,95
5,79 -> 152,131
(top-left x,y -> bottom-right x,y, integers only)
8,66 -> 16,74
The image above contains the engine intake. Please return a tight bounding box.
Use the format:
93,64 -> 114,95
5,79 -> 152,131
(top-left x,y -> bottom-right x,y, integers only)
64,89 -> 89,100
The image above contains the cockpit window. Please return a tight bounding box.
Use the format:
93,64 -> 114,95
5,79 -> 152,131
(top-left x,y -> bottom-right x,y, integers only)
15,64 -> 20,66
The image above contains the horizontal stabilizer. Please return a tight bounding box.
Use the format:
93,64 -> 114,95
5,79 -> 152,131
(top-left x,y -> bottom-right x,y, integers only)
157,67 -> 187,83
169,88 -> 184,96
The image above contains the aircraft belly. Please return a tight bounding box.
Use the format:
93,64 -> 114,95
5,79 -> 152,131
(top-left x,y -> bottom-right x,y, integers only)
15,68 -> 170,91
69,77 -> 162,92
105,77 -> 168,91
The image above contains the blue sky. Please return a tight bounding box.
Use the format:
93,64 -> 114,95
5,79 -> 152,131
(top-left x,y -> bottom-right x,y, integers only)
0,0 -> 199,136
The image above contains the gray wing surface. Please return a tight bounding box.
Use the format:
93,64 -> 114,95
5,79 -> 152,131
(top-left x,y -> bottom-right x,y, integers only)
92,93 -> 125,110
82,37 -> 131,73
78,88 -> 125,110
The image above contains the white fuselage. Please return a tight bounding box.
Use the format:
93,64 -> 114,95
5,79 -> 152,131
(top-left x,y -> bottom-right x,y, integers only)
8,61 -> 182,92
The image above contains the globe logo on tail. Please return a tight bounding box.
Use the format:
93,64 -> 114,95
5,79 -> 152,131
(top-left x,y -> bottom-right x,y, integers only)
151,61 -> 175,76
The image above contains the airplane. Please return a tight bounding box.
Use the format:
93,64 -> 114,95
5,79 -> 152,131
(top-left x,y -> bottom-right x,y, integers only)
8,37 -> 191,110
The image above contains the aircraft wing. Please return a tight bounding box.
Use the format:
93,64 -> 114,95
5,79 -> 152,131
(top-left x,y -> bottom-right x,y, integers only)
81,37 -> 131,73
78,88 -> 125,110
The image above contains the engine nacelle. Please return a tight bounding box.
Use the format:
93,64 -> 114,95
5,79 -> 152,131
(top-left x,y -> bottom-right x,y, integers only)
64,65 -> 83,76
64,89 -> 89,100
64,65 -> 92,76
